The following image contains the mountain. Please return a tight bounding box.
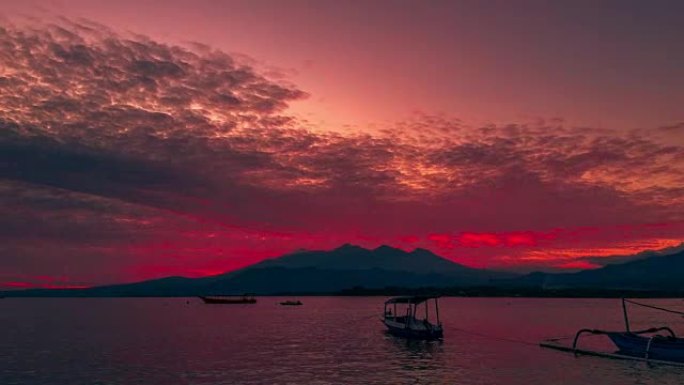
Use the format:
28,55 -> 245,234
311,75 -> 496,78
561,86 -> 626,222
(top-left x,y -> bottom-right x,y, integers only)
6,244 -> 683,297
510,248 -> 684,290
203,244 -> 516,294
248,244 -> 510,280
3,244 -> 515,296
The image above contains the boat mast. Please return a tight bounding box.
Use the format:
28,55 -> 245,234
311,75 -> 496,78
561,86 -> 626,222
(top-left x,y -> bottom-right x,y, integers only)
622,298 -> 631,332
425,300 -> 429,321
435,298 -> 440,325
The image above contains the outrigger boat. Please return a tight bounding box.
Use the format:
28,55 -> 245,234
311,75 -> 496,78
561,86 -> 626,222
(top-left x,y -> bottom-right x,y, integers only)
382,296 -> 443,340
198,294 -> 256,304
541,298 -> 684,366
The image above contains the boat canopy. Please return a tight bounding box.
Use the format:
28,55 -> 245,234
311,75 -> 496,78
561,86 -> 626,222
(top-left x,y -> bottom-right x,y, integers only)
385,296 -> 440,305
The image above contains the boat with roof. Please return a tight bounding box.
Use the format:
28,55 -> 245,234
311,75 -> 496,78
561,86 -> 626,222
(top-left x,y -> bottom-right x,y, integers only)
382,296 -> 443,340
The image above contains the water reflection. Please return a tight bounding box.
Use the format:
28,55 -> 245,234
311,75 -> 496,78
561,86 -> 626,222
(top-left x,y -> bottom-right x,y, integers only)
383,333 -> 445,373
2,297 -> 684,385
384,332 -> 443,355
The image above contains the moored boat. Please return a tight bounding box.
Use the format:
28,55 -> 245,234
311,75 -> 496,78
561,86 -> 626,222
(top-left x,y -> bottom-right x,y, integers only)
606,331 -> 684,362
279,300 -> 303,306
540,298 -> 684,365
199,295 -> 256,304
382,296 -> 443,340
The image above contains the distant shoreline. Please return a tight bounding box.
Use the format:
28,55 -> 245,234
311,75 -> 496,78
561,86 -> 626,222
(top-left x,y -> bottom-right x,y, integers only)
2,286 -> 684,299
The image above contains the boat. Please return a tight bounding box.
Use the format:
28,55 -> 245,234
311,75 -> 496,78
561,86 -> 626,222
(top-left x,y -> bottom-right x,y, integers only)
198,295 -> 256,304
382,296 -> 443,340
279,300 -> 303,306
606,330 -> 684,362
540,298 -> 684,366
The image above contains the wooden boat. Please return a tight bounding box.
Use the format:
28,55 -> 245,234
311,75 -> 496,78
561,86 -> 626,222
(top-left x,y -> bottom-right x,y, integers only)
606,330 -> 684,362
541,298 -> 684,365
198,295 -> 256,304
279,300 -> 303,306
382,296 -> 443,340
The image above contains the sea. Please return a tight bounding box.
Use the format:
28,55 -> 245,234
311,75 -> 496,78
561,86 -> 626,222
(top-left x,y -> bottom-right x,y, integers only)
2,297 -> 684,384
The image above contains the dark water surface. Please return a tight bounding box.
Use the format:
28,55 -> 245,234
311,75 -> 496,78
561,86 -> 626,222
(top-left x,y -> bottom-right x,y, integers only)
2,297 -> 684,384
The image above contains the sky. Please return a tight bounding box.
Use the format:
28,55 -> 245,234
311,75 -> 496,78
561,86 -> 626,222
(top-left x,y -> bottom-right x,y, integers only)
1,0 -> 683,288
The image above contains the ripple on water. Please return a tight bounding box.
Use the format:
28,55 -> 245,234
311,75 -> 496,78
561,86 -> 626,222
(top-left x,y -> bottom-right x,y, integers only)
1,297 -> 684,385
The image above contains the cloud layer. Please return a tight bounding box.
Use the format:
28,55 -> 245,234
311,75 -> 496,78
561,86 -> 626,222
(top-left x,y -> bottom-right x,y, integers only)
1,21 -> 683,287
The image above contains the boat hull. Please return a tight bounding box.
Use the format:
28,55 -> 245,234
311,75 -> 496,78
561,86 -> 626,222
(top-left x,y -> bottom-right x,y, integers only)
199,296 -> 257,304
383,320 -> 443,340
608,333 -> 684,362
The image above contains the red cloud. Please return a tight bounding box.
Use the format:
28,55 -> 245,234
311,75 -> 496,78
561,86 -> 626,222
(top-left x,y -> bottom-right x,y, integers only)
1,21 -> 683,285
458,232 -> 502,247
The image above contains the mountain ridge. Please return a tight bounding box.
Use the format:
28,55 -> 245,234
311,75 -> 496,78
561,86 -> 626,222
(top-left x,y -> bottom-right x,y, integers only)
3,243 -> 683,296
507,247 -> 684,290
1,244 -> 513,296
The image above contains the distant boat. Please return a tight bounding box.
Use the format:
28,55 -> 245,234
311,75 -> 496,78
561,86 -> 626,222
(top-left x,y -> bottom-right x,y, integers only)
198,295 -> 256,304
279,300 -> 303,306
382,296 -> 443,340
541,298 -> 684,365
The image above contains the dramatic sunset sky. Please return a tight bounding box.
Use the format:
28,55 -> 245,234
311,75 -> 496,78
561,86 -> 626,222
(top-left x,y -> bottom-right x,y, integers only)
1,0 -> 683,289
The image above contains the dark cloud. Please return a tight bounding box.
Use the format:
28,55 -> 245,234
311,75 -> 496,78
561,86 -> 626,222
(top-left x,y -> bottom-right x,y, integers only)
659,122 -> 684,132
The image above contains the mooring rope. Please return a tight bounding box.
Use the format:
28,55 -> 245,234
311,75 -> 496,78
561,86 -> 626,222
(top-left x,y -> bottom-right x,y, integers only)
353,313 -> 383,323
449,326 -> 541,347
625,299 -> 684,316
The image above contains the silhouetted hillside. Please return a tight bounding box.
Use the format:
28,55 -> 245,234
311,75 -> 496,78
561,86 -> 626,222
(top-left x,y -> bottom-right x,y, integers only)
5,244 -> 684,297
2,244 -> 514,296
510,248 -> 684,290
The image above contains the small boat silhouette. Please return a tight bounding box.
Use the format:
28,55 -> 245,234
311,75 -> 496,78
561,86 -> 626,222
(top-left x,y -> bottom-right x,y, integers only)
198,294 -> 256,304
279,300 -> 303,306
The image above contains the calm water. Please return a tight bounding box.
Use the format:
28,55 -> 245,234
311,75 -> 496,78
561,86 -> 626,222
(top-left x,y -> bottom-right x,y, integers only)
2,297 -> 684,384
